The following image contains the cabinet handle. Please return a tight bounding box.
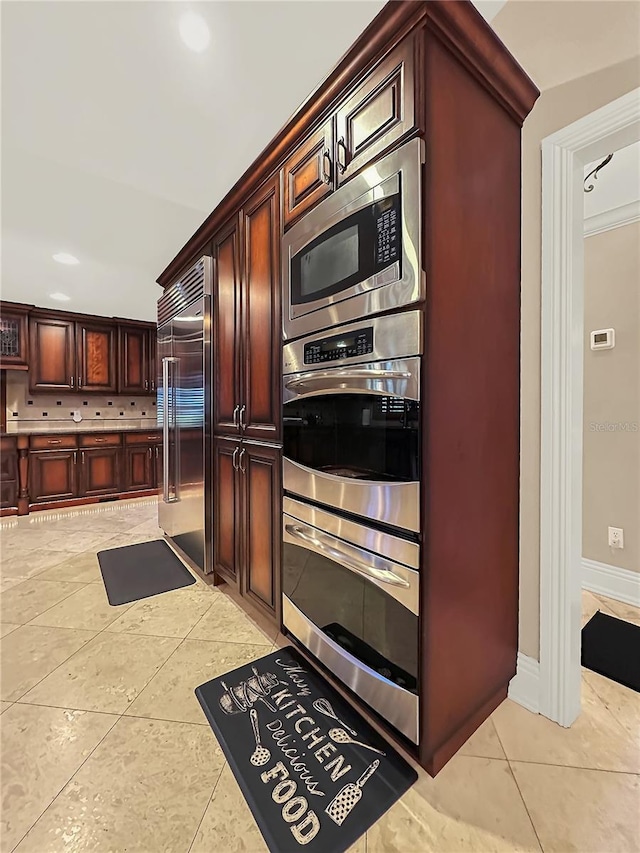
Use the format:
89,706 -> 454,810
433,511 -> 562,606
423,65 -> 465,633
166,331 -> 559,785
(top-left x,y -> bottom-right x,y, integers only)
239,448 -> 246,474
73,451 -> 77,465
94,438 -> 107,443
337,137 -> 348,174
148,447 -> 152,459
70,376 -> 74,388
232,405 -> 239,428
145,380 -> 149,391
78,377 -> 82,390
155,445 -> 159,459
232,447 -> 239,471
239,405 -> 246,431
322,149 -> 332,184
47,439 -> 62,445
81,451 -> 85,465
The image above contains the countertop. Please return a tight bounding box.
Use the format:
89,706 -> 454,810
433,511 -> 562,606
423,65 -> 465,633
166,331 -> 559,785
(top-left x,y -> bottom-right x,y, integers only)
2,424 -> 161,437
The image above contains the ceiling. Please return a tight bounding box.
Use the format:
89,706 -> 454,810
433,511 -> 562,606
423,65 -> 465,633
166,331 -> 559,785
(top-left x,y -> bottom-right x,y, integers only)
1,1 -> 504,321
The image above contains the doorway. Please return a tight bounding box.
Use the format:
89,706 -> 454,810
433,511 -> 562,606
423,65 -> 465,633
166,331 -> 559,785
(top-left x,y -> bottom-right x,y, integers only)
539,87 -> 640,726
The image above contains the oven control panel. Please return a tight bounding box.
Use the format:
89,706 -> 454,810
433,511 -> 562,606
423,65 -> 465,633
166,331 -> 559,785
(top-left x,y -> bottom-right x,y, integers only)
303,326 -> 374,364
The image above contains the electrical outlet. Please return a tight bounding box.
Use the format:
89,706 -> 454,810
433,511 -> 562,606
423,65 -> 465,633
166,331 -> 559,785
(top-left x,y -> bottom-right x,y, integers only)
608,527 -> 624,549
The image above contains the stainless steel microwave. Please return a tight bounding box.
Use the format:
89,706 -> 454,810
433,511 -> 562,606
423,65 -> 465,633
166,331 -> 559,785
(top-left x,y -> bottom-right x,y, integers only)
282,137 -> 424,340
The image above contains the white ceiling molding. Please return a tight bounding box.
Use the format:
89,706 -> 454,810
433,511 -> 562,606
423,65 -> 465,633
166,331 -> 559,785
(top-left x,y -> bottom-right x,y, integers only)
584,198 -> 640,237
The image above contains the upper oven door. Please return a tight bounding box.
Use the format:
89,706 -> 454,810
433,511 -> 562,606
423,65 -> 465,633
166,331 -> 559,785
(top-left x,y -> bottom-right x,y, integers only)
283,357 -> 421,531
282,137 -> 424,340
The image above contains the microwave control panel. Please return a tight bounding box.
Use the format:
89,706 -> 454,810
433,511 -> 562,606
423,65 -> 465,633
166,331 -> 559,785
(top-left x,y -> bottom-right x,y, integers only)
374,196 -> 400,266
304,327 -> 374,364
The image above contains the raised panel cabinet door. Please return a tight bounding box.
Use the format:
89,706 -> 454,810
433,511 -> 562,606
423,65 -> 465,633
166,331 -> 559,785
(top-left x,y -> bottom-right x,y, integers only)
213,437 -> 241,584
240,442 -> 281,620
78,447 -> 120,497
213,216 -> 242,435
123,445 -> 154,491
118,326 -> 149,394
148,331 -> 157,394
335,36 -> 415,185
28,316 -> 76,392
76,321 -> 117,393
282,118 -> 333,228
28,450 -> 77,503
241,177 -> 281,442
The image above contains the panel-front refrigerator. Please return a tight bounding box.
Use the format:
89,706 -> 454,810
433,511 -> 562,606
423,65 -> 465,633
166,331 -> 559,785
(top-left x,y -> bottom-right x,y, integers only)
157,256 -> 212,573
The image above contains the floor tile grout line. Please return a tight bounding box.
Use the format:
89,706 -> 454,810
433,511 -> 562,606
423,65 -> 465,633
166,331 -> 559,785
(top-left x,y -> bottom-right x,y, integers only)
492,723 -> 545,852
8,711 -> 122,853
186,763 -> 227,853
505,757 -> 640,777
12,699 -> 211,727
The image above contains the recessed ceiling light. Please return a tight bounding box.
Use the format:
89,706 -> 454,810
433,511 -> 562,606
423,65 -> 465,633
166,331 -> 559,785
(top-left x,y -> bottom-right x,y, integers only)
179,12 -> 210,52
52,252 -> 79,265
49,292 -> 71,302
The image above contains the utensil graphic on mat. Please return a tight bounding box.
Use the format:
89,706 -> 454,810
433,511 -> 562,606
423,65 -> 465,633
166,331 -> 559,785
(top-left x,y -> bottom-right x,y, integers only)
325,760 -> 380,826
312,698 -> 358,737
249,708 -> 271,767
329,728 -> 386,756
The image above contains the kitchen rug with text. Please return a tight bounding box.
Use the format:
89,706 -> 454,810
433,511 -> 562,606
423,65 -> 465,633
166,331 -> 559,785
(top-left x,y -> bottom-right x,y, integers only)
195,645 -> 417,853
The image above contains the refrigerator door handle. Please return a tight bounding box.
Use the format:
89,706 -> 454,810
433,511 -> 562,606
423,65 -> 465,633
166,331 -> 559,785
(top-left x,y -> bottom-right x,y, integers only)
162,356 -> 179,503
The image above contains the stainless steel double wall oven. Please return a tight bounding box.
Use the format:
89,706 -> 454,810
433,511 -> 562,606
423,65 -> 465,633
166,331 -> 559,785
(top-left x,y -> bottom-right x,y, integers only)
281,139 -> 424,745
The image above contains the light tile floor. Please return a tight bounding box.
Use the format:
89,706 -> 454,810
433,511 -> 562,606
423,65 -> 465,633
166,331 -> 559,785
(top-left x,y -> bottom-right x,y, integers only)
1,499 -> 639,852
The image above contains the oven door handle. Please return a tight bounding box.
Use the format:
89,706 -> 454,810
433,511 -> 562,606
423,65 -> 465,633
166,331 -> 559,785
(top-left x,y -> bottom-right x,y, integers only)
285,368 -> 411,389
285,523 -> 418,613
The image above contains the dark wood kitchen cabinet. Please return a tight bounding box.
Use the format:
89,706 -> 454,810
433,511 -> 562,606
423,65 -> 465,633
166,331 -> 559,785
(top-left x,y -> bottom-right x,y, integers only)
123,444 -> 155,491
213,175 -> 281,442
29,449 -> 77,503
0,303 -> 30,370
282,120 -> 333,228
213,437 -> 281,620
0,435 -> 18,513
118,325 -> 149,394
118,324 -> 156,395
78,446 -> 120,497
29,315 -> 76,392
158,0 -> 538,776
76,320 -> 117,393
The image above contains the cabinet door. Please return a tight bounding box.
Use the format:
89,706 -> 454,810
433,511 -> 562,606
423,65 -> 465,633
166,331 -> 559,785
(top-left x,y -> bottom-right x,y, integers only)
213,437 -> 241,584
282,118 -> 333,228
213,216 -> 242,435
335,37 -> 415,185
29,450 -> 77,503
240,442 -> 281,620
78,447 -> 120,497
29,316 -> 75,392
0,309 -> 29,369
241,177 -> 281,442
119,326 -> 149,394
123,445 -> 154,491
76,321 -> 117,393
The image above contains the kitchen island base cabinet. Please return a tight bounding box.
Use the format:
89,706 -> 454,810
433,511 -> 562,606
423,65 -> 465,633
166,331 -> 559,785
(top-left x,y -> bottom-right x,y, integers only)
213,437 -> 281,623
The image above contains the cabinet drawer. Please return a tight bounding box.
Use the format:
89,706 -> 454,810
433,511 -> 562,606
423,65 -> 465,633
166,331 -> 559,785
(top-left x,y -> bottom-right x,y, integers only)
124,431 -> 161,445
78,433 -> 121,448
30,434 -> 78,450
335,37 -> 415,185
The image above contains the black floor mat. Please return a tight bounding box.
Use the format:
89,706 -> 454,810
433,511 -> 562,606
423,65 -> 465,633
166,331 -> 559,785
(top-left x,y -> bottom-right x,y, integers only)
195,645 -> 417,853
97,539 -> 196,606
581,610 -> 640,693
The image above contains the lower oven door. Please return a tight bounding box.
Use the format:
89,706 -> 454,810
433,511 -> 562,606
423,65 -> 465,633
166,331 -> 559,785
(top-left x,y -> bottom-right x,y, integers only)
282,499 -> 420,744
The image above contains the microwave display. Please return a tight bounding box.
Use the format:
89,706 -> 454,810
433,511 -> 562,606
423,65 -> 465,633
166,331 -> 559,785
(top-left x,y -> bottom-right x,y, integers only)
291,193 -> 401,308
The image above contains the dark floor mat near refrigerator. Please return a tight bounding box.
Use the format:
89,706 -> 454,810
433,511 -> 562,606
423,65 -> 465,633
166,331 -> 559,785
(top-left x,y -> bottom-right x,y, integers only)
581,610 -> 640,693
97,539 -> 195,606
195,645 -> 417,853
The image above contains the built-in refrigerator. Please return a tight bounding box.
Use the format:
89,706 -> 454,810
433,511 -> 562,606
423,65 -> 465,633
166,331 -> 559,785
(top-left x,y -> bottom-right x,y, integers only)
156,256 -> 212,573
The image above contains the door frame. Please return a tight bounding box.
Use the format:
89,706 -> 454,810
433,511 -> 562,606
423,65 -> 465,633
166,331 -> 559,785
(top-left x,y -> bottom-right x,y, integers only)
539,88 -> 640,726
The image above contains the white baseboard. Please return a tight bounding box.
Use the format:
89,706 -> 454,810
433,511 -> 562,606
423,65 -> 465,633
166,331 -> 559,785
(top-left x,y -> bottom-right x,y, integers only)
508,653 -> 540,714
582,558 -> 640,607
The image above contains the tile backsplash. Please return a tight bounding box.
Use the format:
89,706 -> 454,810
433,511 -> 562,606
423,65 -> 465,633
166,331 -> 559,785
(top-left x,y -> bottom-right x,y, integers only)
5,373 -> 158,433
